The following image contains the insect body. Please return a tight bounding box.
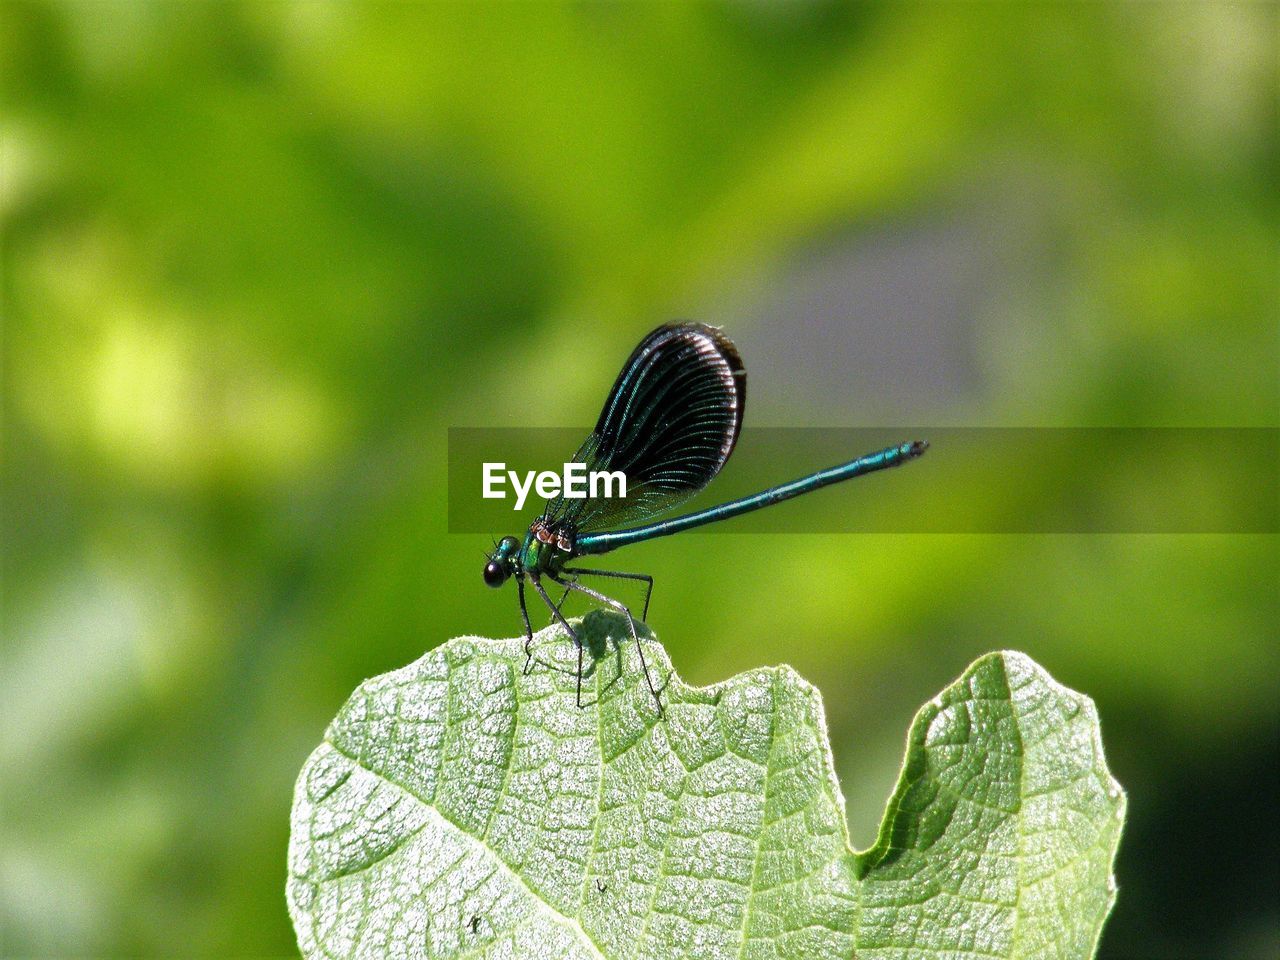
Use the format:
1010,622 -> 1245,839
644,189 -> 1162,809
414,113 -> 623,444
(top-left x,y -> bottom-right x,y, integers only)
483,323 -> 927,715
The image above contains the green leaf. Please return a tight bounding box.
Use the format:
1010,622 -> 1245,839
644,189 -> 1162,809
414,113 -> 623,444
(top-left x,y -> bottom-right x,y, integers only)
288,611 -> 1124,959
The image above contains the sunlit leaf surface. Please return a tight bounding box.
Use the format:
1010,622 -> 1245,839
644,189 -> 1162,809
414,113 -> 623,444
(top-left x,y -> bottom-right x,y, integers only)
289,612 -> 1123,959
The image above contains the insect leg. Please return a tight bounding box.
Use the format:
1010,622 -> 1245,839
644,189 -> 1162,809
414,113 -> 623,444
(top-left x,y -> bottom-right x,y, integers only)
560,567 -> 654,620
552,575 -> 662,716
529,574 -> 586,708
517,576 -> 534,675
553,576 -> 576,615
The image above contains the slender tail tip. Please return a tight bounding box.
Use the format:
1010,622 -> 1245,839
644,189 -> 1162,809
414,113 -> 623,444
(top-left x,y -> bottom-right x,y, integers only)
908,439 -> 929,458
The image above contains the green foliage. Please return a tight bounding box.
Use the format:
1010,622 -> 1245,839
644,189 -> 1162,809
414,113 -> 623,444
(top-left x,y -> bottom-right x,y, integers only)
4,4 -> 1272,957
289,613 -> 1123,959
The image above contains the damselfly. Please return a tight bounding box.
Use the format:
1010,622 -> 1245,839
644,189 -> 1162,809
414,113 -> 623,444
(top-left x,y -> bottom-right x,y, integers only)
483,323 -> 927,714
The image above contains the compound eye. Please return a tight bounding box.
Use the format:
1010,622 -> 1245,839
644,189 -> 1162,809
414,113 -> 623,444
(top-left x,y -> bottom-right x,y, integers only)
498,536 -> 520,553
483,560 -> 507,588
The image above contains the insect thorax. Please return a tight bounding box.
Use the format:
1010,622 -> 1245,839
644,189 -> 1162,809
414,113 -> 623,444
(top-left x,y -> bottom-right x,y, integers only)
524,517 -> 577,573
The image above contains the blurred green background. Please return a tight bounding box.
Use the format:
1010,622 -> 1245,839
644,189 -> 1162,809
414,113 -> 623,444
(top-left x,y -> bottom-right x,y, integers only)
2,2 -> 1276,957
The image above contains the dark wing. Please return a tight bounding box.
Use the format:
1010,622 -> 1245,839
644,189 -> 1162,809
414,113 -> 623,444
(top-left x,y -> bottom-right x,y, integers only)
542,322 -> 746,533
